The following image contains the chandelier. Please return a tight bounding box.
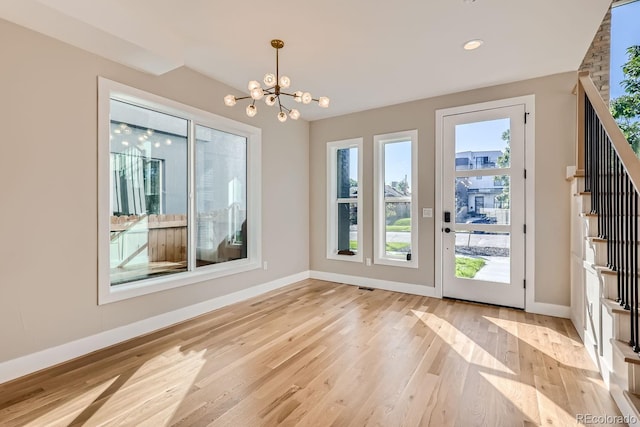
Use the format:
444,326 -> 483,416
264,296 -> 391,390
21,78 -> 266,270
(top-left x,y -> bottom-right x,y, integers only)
224,39 -> 330,122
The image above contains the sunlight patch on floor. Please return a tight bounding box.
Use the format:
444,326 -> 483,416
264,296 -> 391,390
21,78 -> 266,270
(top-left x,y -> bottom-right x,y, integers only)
484,316 -> 595,371
51,347 -> 205,426
411,309 -> 515,375
25,377 -> 119,427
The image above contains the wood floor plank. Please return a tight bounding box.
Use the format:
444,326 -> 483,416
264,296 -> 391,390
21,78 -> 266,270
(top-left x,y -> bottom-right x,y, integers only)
0,279 -> 622,426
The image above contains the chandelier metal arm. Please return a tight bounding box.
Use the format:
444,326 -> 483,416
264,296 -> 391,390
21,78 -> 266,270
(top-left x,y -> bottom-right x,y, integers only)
223,39 -> 330,122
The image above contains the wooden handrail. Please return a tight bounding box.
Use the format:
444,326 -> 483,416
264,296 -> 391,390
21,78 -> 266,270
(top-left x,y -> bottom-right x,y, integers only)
578,72 -> 640,194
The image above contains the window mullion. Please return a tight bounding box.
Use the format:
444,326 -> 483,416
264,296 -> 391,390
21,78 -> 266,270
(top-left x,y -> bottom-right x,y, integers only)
187,119 -> 196,272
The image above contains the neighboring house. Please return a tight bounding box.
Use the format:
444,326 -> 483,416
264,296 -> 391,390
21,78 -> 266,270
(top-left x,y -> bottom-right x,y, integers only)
455,150 -> 505,217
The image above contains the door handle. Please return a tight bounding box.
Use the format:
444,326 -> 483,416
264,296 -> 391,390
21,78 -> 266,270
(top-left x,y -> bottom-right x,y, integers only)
444,227 -> 451,233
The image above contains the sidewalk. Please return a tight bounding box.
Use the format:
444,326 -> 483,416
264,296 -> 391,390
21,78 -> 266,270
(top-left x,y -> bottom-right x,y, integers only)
473,256 -> 510,283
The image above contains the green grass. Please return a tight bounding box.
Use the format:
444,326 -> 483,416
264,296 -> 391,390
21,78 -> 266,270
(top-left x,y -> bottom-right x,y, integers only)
387,218 -> 411,232
393,218 -> 411,226
350,240 -> 357,250
386,242 -> 410,252
455,256 -> 486,278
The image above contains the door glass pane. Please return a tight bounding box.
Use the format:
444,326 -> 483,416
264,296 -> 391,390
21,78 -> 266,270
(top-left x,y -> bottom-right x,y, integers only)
455,118 -> 510,170
337,147 -> 358,198
195,125 -> 247,267
337,202 -> 358,254
454,231 -> 510,283
109,99 -> 188,286
455,176 -> 510,225
385,201 -> 411,260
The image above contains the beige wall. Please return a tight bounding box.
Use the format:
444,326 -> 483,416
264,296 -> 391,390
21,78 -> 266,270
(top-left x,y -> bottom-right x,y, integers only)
310,72 -> 577,306
0,19 -> 310,363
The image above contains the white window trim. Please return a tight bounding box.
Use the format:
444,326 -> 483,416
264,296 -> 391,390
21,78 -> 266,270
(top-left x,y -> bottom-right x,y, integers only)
326,138 -> 363,263
98,77 -> 262,305
373,130 -> 418,268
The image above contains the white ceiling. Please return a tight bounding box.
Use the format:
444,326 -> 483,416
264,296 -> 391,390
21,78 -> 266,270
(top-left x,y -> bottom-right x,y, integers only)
0,0 -> 611,120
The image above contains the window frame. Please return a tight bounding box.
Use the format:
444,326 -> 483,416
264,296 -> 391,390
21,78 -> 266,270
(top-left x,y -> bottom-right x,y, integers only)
373,130 -> 418,268
326,138 -> 363,263
98,77 -> 262,305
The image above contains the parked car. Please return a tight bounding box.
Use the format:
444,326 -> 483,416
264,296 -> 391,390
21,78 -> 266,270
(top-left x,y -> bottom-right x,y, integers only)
465,216 -> 497,224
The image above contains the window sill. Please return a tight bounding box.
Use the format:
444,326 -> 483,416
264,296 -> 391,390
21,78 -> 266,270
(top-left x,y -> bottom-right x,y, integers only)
326,252 -> 363,263
373,257 -> 418,269
98,258 -> 261,305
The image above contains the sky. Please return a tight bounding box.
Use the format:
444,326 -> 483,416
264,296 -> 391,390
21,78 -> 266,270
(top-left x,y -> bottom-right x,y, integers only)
455,118 -> 510,154
610,0 -> 640,100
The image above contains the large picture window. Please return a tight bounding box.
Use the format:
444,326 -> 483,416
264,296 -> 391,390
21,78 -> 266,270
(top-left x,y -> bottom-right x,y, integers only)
98,78 -> 261,304
326,138 -> 363,262
374,130 -> 418,268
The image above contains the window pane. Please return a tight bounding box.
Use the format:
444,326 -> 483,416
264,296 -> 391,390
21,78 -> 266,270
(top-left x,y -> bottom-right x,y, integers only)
454,231 -> 510,283
337,147 -> 358,198
455,175 -> 510,225
455,118 -> 510,170
384,141 -> 411,196
195,125 -> 247,267
109,100 -> 188,286
385,201 -> 411,259
337,202 -> 358,254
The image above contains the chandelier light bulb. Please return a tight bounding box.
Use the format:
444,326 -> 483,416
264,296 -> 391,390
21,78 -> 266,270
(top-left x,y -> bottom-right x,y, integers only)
224,94 -> 237,106
302,92 -> 312,104
264,73 -> 277,87
279,75 -> 291,88
224,40 -> 331,123
250,87 -> 264,100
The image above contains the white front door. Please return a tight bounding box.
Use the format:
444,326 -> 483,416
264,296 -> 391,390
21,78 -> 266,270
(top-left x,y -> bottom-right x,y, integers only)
438,102 -> 527,308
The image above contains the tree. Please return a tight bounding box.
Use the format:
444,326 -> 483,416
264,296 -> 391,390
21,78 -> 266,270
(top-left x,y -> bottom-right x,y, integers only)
610,45 -> 640,155
495,130 -> 510,209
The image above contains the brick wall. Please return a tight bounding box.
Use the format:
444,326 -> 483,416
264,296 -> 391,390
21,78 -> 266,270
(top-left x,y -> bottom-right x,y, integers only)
580,4 -> 612,101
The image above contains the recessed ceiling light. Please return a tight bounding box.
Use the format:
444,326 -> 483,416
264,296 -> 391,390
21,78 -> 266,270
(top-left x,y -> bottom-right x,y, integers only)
463,39 -> 484,50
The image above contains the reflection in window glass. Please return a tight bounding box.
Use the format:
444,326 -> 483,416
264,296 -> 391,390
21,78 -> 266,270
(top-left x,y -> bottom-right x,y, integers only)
195,126 -> 248,266
109,100 -> 188,285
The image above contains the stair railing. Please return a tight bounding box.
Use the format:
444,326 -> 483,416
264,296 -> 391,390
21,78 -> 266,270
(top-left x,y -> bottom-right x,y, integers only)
578,70 -> 640,352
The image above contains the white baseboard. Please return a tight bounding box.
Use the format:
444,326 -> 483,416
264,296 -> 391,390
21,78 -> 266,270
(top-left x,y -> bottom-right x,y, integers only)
309,270 -> 439,298
0,271 -> 310,385
526,300 -> 571,318
310,270 -> 570,318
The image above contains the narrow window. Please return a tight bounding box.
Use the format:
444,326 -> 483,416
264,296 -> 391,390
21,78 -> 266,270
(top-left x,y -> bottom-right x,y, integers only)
374,130 -> 418,267
327,138 -> 363,262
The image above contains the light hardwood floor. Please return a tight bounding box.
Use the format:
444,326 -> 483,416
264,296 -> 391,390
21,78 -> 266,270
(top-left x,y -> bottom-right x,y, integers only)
0,279 -> 623,426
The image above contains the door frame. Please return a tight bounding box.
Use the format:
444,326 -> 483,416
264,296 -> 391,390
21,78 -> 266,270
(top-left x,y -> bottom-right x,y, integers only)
435,95 -> 535,310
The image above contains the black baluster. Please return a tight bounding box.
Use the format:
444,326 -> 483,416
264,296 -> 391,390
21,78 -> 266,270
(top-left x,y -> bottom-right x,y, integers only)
626,174 -> 631,310
631,192 -> 640,352
630,188 -> 638,352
